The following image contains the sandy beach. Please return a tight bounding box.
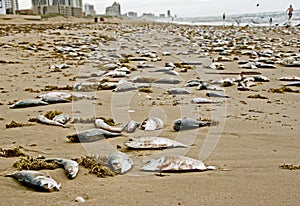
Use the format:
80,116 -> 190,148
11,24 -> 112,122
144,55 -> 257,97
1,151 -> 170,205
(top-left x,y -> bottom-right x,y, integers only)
0,16 -> 299,205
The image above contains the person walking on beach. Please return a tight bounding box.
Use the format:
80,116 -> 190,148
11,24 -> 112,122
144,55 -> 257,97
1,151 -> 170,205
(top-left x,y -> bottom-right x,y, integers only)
223,13 -> 226,21
287,5 -> 294,21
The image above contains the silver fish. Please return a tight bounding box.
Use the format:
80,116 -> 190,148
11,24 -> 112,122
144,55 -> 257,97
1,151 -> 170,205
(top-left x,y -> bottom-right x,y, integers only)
206,92 -> 230,98
10,99 -> 49,108
41,96 -> 70,104
67,128 -> 122,142
124,137 -> 187,149
108,152 -> 133,174
285,81 -> 300,87
192,97 -> 221,104
94,119 -> 122,133
141,156 -> 208,172
122,120 -> 140,133
45,158 -> 78,179
173,117 -> 211,131
154,78 -> 181,84
7,170 -> 61,192
167,88 -> 191,95
141,117 -> 164,131
52,114 -> 70,124
278,76 -> 300,81
37,115 -> 67,128
252,75 -> 270,82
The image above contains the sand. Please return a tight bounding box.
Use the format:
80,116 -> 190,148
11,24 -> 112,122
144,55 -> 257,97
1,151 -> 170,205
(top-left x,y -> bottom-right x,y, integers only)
0,16 -> 299,205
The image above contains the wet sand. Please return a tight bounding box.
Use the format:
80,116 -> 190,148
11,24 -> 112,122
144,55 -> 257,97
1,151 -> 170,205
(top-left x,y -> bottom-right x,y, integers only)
0,17 -> 299,205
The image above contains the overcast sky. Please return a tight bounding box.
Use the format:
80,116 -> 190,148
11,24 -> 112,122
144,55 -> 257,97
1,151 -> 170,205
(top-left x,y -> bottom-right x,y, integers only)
19,0 -> 299,17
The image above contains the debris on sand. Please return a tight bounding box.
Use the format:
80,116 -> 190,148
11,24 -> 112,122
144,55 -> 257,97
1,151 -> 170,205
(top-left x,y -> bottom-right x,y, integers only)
6,121 -> 34,128
75,156 -> 116,178
139,88 -> 153,93
269,86 -> 299,94
247,94 -> 268,99
72,117 -> 115,126
279,164 -> 300,170
44,110 -> 63,120
0,148 -> 28,157
13,156 -> 60,170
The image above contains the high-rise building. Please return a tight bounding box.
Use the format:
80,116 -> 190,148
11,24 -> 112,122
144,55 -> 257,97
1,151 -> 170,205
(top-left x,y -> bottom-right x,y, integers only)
31,0 -> 83,17
4,0 -> 19,14
0,0 -> 6,14
105,2 -> 120,17
84,3 -> 96,17
167,10 -> 171,17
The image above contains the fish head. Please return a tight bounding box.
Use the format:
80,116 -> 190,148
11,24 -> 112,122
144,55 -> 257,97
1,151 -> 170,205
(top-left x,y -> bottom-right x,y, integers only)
173,119 -> 182,131
66,164 -> 79,179
108,153 -> 133,174
39,177 -> 61,192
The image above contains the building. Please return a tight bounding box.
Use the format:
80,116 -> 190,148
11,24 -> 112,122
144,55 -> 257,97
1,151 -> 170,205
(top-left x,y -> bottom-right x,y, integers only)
0,0 -> 6,14
0,0 -> 19,14
167,10 -> 171,17
32,0 -> 83,17
127,11 -> 137,18
84,3 -> 96,17
105,2 -> 120,17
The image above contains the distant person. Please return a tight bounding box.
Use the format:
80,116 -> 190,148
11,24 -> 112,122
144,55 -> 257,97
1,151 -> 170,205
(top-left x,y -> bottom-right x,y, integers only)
269,17 -> 272,26
223,13 -> 226,21
287,5 -> 294,20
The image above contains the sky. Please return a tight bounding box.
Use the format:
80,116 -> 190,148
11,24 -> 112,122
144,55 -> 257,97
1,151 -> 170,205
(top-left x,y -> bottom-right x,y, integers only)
19,0 -> 300,18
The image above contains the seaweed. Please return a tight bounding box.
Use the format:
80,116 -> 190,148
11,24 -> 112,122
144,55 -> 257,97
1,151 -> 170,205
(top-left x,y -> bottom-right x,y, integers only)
247,94 -> 268,99
71,117 -> 115,126
44,110 -> 62,120
139,88 -> 153,93
13,157 -> 60,170
6,121 -> 34,128
269,86 -> 299,94
75,156 -> 116,178
279,164 -> 300,170
41,85 -> 73,91
0,148 -> 28,158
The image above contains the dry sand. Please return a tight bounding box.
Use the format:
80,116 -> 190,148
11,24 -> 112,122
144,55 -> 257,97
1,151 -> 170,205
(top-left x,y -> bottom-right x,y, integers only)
0,16 -> 299,205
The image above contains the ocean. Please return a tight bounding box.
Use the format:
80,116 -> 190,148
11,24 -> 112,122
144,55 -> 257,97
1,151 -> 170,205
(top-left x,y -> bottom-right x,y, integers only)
156,10 -> 300,27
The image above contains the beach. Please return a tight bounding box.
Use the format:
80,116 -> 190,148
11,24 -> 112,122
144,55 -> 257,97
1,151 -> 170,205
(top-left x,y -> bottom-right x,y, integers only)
0,16 -> 299,205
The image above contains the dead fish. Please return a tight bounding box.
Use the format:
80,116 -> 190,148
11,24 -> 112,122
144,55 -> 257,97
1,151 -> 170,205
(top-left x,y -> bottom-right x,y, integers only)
108,152 -> 133,174
6,170 -> 61,192
122,120 -> 140,133
104,71 -> 128,78
192,97 -> 221,104
285,81 -> 300,87
154,78 -> 181,84
252,75 -> 270,82
237,82 -> 250,91
10,99 -> 49,108
141,117 -> 164,131
167,88 -> 191,95
94,119 -> 122,133
206,92 -> 230,98
52,114 -> 70,124
41,96 -> 70,104
278,76 -> 300,81
173,117 -> 211,131
124,137 -> 188,149
141,156 -> 212,172
45,158 -> 78,179
185,80 -> 202,87
67,128 -> 122,142
207,85 -> 225,91
37,115 -> 67,128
